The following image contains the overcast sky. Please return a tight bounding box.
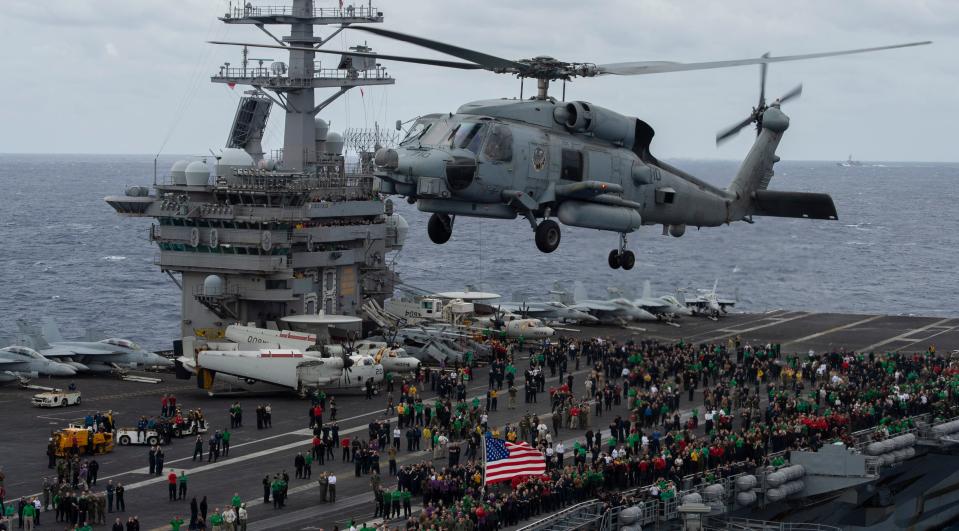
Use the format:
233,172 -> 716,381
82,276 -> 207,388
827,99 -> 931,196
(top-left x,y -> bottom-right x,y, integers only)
4,0 -> 956,161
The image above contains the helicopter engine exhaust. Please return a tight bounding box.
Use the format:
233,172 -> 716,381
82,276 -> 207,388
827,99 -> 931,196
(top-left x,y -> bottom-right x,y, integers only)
554,101 -> 636,147
557,200 -> 642,232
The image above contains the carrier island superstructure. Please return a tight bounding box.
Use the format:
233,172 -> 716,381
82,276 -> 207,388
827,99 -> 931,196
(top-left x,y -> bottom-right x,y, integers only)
105,0 -> 407,344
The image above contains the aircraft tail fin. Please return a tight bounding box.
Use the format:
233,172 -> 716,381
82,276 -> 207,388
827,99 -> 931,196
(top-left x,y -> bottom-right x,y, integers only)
549,282 -> 574,306
642,280 -> 652,300
676,288 -> 687,306
40,318 -> 64,343
573,281 -> 588,304
726,107 -> 837,222
15,319 -> 51,349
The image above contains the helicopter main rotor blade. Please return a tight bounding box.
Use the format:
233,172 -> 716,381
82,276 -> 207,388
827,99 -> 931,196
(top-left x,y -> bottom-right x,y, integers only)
759,52 -> 769,108
209,40 -> 485,70
596,41 -> 931,76
716,115 -> 756,145
348,26 -> 526,72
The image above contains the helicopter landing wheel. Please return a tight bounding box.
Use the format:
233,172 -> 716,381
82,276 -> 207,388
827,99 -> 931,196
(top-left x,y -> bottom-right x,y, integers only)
535,219 -> 561,253
608,250 -> 621,269
427,213 -> 453,244
620,250 -> 636,270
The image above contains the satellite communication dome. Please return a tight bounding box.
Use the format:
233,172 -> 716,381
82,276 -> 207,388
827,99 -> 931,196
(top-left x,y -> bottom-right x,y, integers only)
218,148 -> 254,167
185,161 -> 210,186
385,213 -> 409,251
170,160 -> 189,185
270,61 -> 287,75
314,117 -> 330,141
216,148 -> 254,177
325,131 -> 344,154
203,275 -> 225,296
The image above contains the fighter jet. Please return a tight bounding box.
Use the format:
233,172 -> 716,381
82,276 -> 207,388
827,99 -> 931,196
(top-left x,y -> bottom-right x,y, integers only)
177,348 -> 384,395
493,295 -> 599,324
550,282 -> 656,324
225,324 -> 420,374
683,280 -> 737,318
0,345 -> 77,382
612,281 -> 693,320
15,318 -> 173,371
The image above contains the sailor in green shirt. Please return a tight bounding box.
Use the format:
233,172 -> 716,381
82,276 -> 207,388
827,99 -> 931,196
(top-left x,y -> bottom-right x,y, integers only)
170,516 -> 185,531
304,452 -> 313,478
209,510 -> 224,530
178,471 -> 188,500
222,429 -> 231,457
401,488 -> 412,517
231,493 -> 242,509
390,489 -> 402,518
3,504 -> 15,518
21,502 -> 36,519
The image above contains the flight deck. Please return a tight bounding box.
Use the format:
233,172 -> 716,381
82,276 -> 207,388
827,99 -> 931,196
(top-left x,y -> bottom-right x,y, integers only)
0,310 -> 955,530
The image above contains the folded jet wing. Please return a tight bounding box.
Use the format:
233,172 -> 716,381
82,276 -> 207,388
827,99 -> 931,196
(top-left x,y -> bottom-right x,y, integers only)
197,350 -> 342,389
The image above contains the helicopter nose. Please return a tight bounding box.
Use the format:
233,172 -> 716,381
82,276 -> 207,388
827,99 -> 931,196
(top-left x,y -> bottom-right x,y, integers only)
374,147 -> 399,170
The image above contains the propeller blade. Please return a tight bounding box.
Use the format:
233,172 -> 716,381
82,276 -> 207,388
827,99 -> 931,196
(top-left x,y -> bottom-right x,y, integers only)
209,40 -> 485,70
348,26 -> 525,72
716,115 -> 756,145
596,41 -> 931,76
759,52 -> 769,108
777,83 -> 803,104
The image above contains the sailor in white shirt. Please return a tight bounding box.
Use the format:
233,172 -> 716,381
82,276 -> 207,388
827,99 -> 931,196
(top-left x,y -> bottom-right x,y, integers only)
328,473 -> 337,502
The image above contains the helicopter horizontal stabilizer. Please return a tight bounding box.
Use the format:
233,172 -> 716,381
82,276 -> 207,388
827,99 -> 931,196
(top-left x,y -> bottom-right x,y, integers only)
750,191 -> 838,220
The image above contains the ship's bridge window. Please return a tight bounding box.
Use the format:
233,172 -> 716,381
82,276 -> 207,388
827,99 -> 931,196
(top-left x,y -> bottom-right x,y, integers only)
450,122 -> 488,155
483,124 -> 513,162
561,149 -> 584,181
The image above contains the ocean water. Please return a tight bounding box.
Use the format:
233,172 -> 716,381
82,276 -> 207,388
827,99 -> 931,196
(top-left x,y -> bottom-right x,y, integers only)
1,154 -> 957,350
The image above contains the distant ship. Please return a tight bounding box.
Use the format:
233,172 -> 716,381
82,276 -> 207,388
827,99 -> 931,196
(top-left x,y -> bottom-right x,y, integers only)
837,154 -> 863,167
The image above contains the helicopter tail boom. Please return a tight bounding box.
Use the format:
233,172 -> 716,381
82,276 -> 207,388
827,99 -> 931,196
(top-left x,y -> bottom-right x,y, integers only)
724,106 -> 836,221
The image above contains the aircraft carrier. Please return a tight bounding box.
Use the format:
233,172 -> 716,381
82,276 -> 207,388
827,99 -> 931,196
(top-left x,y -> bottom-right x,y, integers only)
0,1 -> 950,530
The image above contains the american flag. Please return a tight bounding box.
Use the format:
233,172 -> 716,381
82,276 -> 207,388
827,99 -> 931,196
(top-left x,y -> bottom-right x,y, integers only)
484,436 -> 546,485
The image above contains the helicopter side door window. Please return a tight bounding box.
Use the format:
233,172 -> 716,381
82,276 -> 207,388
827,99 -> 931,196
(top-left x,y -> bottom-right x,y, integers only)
561,149 -> 584,181
451,123 -> 488,155
483,124 -> 513,162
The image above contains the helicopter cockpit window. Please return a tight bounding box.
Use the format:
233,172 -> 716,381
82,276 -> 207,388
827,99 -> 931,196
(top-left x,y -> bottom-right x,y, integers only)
419,122 -> 454,146
483,125 -> 513,162
450,122 -> 488,155
400,119 -> 435,145
561,149 -> 584,181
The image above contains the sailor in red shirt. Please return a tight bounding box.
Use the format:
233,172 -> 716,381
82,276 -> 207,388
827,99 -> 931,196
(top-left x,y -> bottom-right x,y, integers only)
167,471 -> 178,500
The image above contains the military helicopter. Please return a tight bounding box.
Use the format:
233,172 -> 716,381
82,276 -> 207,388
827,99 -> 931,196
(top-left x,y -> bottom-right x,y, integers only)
214,31 -> 929,269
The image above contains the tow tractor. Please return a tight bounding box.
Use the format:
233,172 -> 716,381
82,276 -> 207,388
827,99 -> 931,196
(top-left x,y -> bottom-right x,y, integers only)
115,427 -> 163,446
32,389 -> 82,408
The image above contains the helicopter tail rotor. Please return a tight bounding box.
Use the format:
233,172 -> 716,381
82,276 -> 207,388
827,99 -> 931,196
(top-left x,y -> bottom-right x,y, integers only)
716,56 -> 803,145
